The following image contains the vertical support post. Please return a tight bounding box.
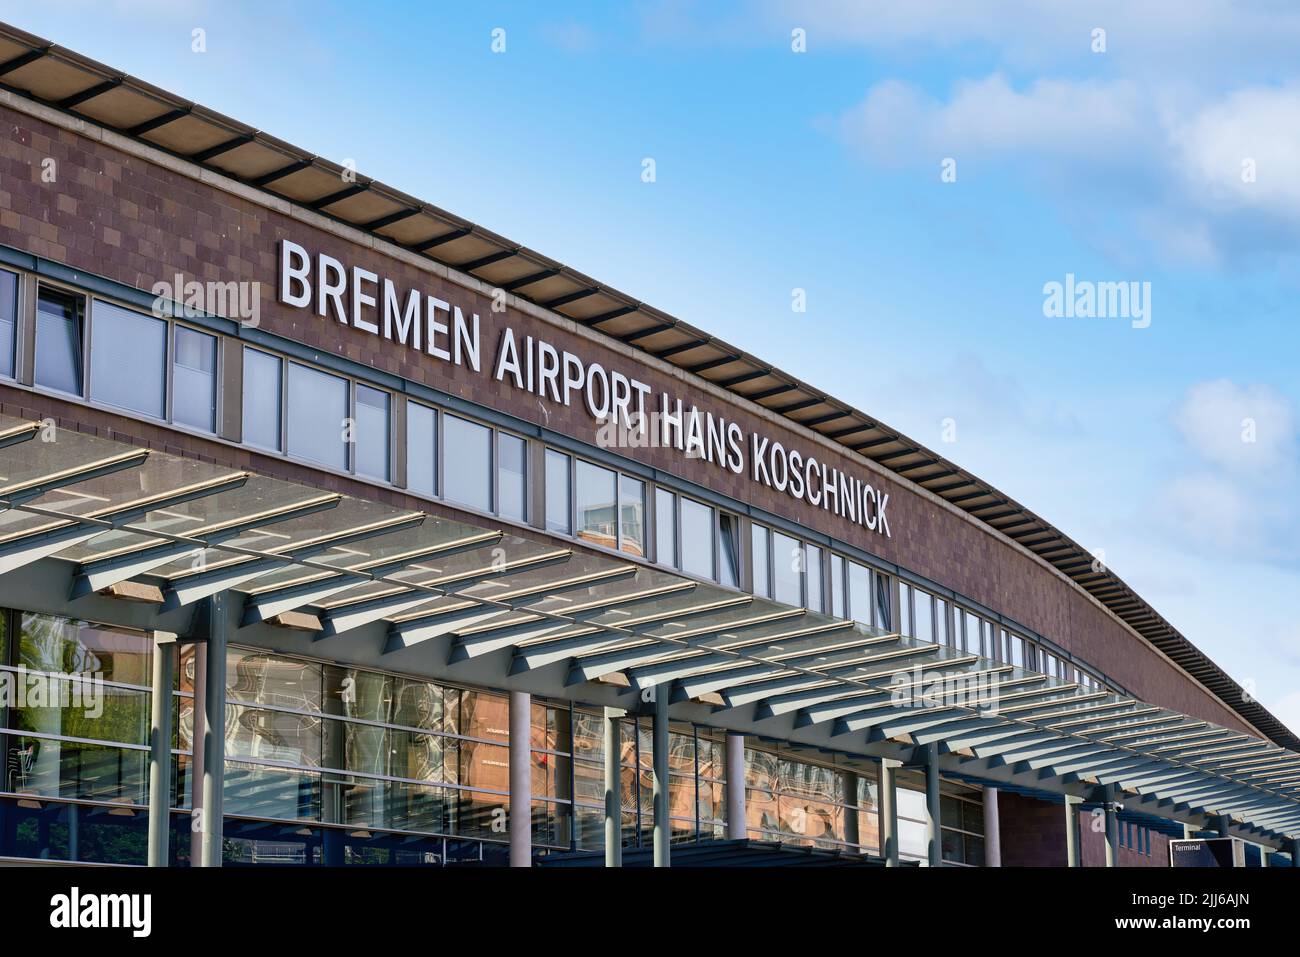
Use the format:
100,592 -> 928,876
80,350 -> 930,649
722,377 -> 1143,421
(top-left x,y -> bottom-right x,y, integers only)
651,685 -> 670,867
189,641 -> 206,867
843,770 -> 860,852
603,707 -> 624,867
147,631 -> 176,867
508,690 -> 531,867
880,758 -> 900,866
725,731 -> 747,841
1065,795 -> 1082,867
924,746 -> 942,867
67,805 -> 79,862
200,593 -> 228,868
982,785 -> 1001,867
1289,837 -> 1299,868
1103,788 -> 1119,868
1214,815 -> 1230,839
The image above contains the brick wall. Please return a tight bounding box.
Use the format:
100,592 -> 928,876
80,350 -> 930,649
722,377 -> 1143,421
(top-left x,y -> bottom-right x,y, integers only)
0,97 -> 1255,735
998,793 -> 1170,867
999,792 -> 1068,866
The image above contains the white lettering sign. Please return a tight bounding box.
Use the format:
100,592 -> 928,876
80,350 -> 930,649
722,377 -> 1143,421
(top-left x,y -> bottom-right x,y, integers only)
277,240 -> 892,537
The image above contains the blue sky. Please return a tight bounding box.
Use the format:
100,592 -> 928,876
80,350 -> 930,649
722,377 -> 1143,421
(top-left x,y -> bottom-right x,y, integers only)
8,1 -> 1300,730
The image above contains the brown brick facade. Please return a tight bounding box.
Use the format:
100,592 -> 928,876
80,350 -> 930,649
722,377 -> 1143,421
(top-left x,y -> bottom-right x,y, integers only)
0,98 -> 1254,736
998,793 -> 1170,867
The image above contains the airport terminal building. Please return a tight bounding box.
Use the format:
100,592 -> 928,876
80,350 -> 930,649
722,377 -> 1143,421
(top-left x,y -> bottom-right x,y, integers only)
0,23 -> 1297,869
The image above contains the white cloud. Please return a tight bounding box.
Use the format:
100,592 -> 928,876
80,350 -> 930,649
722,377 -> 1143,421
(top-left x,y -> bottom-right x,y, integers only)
840,74 -> 1150,167
1151,381 -> 1300,564
1172,85 -> 1300,217
1172,379 -> 1296,477
834,71 -> 1300,262
762,0 -> 1300,80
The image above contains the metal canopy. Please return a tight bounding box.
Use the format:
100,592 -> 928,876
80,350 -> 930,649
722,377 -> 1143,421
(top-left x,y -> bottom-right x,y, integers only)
0,19 -> 1283,753
0,417 -> 1298,843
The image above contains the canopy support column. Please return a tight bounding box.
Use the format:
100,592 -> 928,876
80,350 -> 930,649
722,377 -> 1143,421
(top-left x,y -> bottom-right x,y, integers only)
603,707 -> 624,867
509,690 -> 531,867
982,786 -> 1001,867
652,687 -> 670,867
147,630 -> 176,867
1290,837 -> 1299,868
200,593 -> 228,868
725,732 -> 746,840
924,746 -> 942,867
1214,815 -> 1230,839
1065,795 -> 1082,867
189,641 -> 205,867
880,758 -> 900,867
1103,787 -> 1119,868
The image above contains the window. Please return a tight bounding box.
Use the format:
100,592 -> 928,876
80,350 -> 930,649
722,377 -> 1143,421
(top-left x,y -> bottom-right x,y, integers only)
805,545 -> 825,614
743,746 -> 874,854
899,583 -> 913,637
242,348 -> 282,451
848,561 -> 872,627
934,598 -> 949,646
963,612 -> 979,655
772,532 -> 801,606
830,555 -> 846,619
874,571 -> 891,630
576,461 -> 617,549
750,523 -> 770,598
35,287 -> 85,396
545,450 -> 571,534
406,402 -> 437,496
655,488 -> 677,567
444,415 -> 493,513
680,498 -> 715,581
718,513 -> 741,589
940,789 -> 986,866
172,326 -> 217,432
354,384 -> 390,481
1008,632 -> 1025,668
497,434 -> 527,522
0,268 -> 16,378
618,475 -> 645,557
912,590 -> 933,643
286,362 -> 348,471
89,300 -> 166,418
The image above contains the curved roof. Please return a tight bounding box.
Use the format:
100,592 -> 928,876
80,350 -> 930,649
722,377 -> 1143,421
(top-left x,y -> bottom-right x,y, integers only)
0,20 -> 1291,750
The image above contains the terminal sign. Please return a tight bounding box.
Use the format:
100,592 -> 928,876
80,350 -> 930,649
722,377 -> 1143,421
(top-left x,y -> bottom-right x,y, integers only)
278,239 -> 893,538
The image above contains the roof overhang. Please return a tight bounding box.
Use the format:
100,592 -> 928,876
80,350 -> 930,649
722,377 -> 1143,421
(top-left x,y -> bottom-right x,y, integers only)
0,417 -> 1297,845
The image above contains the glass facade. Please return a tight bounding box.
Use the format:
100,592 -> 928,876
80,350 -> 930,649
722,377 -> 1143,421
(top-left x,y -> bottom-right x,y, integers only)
34,286 -> 84,396
0,609 -> 954,866
286,361 -> 349,471
355,383 -> 391,481
242,347 -> 282,451
745,746 -> 879,855
406,401 -> 438,497
545,450 -> 571,534
0,268 -> 15,379
173,326 -> 218,432
90,299 -> 167,419
9,272 -> 1117,693
443,414 -> 492,512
